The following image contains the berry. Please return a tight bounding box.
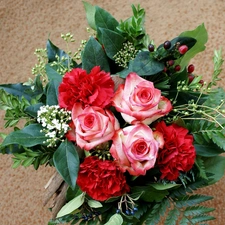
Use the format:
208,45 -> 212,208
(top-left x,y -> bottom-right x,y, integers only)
167,60 -> 174,66
133,207 -> 138,211
125,209 -> 130,215
188,74 -> 195,84
199,79 -> 204,86
178,45 -> 188,54
116,209 -> 120,214
164,40 -> 171,49
175,65 -> 181,71
148,44 -> 155,52
187,64 -> 195,73
163,67 -> 167,72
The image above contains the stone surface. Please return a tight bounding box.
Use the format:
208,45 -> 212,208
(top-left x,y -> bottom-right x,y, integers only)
1,0 -> 225,224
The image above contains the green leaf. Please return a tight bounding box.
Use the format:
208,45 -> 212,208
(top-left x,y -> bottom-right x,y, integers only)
56,192 -> 85,218
132,185 -> 169,202
83,1 -> 96,30
178,23 -> 208,70
195,156 -> 208,180
95,6 -> 119,32
82,36 -> 110,73
46,79 -> 60,106
104,213 -> 123,225
46,39 -> 74,67
1,124 -> 47,147
164,208 -> 180,225
25,103 -> 43,118
184,205 -> 214,217
87,199 -> 103,208
194,143 -> 224,157
144,199 -> 170,225
99,28 -> 125,59
0,83 -> 39,101
204,155 -> 225,184
150,183 -> 181,191
53,140 -> 80,189
45,64 -> 63,81
119,51 -> 164,78
190,214 -> 215,223
176,194 -> 213,208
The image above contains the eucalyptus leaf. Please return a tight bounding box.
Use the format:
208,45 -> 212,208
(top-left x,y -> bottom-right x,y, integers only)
104,213 -> 123,225
56,192 -> 85,218
119,51 -> 164,78
204,155 -> 225,184
150,183 -> 181,191
1,124 -> 47,147
95,6 -> 119,32
25,103 -> 43,118
53,140 -> 80,189
177,23 -> 208,70
0,83 -> 40,101
194,143 -> 224,157
87,199 -> 103,208
82,36 -> 110,73
99,28 -> 125,59
46,79 -> 60,106
45,64 -> 63,81
46,39 -> 77,67
83,1 -> 96,30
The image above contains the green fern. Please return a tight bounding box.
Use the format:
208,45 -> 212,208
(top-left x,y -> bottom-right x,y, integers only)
190,120 -> 225,151
142,198 -> 170,225
207,48 -> 223,88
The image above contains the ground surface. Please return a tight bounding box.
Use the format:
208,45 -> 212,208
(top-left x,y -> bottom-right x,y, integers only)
1,0 -> 225,224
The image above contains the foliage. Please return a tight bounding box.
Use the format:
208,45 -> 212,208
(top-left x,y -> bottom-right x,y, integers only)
0,1 -> 225,225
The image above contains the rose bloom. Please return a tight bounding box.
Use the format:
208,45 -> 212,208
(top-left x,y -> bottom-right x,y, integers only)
66,103 -> 119,151
110,123 -> 164,176
112,72 -> 172,125
58,66 -> 114,110
77,156 -> 130,201
155,121 -> 196,181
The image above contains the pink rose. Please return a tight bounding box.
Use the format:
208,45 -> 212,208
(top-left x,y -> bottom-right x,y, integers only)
112,72 -> 172,125
110,124 -> 164,176
66,103 -> 119,151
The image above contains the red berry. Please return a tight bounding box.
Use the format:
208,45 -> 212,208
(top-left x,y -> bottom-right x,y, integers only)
148,44 -> 155,52
175,65 -> 181,71
188,74 -> 195,84
187,64 -> 195,73
199,80 -> 204,86
164,40 -> 171,49
168,60 -> 174,66
163,67 -> 167,72
178,45 -> 188,54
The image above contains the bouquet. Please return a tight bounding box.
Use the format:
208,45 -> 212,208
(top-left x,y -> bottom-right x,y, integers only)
1,2 -> 225,225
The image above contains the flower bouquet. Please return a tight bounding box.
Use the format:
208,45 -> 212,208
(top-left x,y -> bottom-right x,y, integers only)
1,2 -> 225,225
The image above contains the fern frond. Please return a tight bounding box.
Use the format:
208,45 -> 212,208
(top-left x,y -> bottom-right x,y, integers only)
195,157 -> 207,180
164,208 -> 180,225
184,206 -> 214,217
175,194 -> 213,208
208,48 -> 224,88
144,198 -> 170,225
190,214 -> 215,224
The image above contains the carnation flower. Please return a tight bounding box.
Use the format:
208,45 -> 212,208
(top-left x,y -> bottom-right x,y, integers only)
58,66 -> 114,110
77,156 -> 130,201
155,121 -> 196,181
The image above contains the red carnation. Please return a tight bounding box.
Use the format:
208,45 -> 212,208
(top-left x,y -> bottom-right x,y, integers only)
58,66 -> 114,110
77,156 -> 130,201
155,121 -> 196,181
